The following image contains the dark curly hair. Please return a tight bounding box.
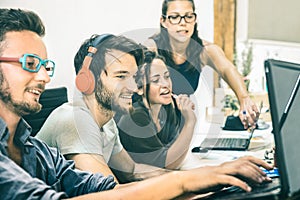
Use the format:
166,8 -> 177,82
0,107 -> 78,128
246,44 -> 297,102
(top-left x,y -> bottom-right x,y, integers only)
74,34 -> 145,85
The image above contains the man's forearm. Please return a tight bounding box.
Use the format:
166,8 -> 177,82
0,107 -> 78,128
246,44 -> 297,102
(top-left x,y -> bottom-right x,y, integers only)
112,163 -> 173,183
132,163 -> 173,180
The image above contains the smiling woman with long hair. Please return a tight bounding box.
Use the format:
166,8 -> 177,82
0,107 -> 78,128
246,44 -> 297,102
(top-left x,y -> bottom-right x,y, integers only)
117,51 -> 196,169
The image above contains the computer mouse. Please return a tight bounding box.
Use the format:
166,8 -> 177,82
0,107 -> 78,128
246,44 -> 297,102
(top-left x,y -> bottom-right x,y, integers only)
191,146 -> 209,153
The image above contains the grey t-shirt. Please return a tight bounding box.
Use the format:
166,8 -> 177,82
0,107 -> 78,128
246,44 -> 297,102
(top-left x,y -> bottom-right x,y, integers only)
36,93 -> 123,163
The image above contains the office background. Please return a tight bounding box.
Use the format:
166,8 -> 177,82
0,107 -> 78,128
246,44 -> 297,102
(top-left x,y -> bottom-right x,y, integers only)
1,0 -> 300,121
0,0 -> 214,100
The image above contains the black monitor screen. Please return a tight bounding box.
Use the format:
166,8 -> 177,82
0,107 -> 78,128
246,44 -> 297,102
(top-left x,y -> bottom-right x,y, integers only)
265,59 -> 300,196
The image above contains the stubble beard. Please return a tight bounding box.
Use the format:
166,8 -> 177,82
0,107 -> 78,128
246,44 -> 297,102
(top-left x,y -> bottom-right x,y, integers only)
0,70 -> 42,116
95,81 -> 128,115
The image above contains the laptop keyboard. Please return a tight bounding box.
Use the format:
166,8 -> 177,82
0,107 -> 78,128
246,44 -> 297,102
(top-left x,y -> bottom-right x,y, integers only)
215,138 -> 248,147
200,138 -> 249,150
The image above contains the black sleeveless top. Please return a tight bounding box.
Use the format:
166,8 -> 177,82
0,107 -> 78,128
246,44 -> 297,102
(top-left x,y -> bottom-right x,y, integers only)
152,38 -> 201,95
116,99 -> 183,168
167,61 -> 200,95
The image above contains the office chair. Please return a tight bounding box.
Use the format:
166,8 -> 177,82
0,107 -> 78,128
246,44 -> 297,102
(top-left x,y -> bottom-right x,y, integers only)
24,87 -> 68,136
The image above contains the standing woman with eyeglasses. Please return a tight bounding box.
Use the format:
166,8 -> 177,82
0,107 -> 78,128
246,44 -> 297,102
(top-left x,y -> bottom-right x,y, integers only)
144,0 -> 259,129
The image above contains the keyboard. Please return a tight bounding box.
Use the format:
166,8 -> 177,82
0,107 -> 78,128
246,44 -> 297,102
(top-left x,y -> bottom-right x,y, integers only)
202,178 -> 281,200
199,138 -> 250,150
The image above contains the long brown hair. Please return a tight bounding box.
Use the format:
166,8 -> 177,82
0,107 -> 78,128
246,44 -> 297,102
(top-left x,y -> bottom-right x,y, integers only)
140,51 -> 182,144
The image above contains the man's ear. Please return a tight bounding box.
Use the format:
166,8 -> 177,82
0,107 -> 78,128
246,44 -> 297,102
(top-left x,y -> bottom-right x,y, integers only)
160,16 -> 167,28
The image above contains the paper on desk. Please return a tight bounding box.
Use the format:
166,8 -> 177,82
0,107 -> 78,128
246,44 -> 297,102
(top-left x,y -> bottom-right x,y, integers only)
181,150 -> 257,169
198,150 -> 255,160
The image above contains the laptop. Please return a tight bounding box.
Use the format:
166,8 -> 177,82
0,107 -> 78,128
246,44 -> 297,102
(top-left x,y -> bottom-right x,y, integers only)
197,127 -> 254,151
197,59 -> 300,199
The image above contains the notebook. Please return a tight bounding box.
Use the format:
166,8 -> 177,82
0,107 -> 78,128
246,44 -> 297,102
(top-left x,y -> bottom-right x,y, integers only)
198,59 -> 300,200
197,127 -> 254,151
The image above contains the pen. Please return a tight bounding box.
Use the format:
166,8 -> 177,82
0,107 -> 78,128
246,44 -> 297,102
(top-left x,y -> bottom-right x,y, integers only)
172,93 -> 195,110
243,110 -> 255,133
243,110 -> 249,131
171,93 -> 178,99
242,110 -> 247,123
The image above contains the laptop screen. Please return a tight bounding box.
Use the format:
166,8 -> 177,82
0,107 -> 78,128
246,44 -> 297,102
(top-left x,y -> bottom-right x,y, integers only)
265,59 -> 300,197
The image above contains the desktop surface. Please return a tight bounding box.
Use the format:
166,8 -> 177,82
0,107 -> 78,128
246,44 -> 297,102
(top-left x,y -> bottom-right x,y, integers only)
177,121 -> 276,200
180,121 -> 274,170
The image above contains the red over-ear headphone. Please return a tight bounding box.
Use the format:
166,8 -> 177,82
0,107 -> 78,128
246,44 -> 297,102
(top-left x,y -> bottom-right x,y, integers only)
75,34 -> 113,95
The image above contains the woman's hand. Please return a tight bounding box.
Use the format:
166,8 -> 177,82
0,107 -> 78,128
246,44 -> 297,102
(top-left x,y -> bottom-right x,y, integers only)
239,96 -> 260,129
173,94 -> 196,123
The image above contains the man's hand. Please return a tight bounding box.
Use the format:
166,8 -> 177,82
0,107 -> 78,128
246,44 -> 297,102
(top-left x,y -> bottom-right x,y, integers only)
178,156 -> 273,194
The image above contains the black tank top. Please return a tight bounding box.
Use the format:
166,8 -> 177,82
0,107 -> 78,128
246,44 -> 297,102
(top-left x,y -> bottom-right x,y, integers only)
167,61 -> 200,95
152,38 -> 201,95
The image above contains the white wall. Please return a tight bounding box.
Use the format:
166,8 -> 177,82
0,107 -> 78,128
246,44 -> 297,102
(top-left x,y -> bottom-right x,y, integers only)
236,0 -> 300,93
0,0 -> 214,101
236,40 -> 300,93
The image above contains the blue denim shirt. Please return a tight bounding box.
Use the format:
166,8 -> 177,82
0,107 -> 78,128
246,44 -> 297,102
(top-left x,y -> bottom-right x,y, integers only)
0,117 -> 117,200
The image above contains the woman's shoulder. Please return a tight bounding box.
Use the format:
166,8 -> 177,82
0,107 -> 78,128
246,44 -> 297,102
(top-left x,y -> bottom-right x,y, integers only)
203,39 -> 225,51
200,40 -> 225,64
201,40 -> 221,51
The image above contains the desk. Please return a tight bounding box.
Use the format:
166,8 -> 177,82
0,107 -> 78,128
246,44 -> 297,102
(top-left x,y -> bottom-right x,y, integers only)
175,121 -> 275,200
180,121 -> 274,170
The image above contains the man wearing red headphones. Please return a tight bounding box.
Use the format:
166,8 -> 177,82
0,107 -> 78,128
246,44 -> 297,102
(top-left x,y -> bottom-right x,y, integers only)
37,34 -> 172,183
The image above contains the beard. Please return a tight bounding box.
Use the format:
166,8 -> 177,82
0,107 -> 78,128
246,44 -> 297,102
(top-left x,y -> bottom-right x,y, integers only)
0,69 -> 42,116
95,79 -> 128,115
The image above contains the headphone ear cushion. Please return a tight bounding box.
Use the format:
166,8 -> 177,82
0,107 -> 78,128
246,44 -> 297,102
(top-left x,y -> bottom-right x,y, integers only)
75,34 -> 113,95
75,67 -> 95,95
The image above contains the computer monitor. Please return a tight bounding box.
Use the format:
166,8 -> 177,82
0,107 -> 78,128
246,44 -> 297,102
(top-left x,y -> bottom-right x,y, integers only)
265,59 -> 300,196
265,59 -> 300,127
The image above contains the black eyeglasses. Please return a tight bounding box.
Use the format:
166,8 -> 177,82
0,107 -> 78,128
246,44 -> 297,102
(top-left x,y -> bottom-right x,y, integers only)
164,13 -> 197,25
0,53 -> 55,77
